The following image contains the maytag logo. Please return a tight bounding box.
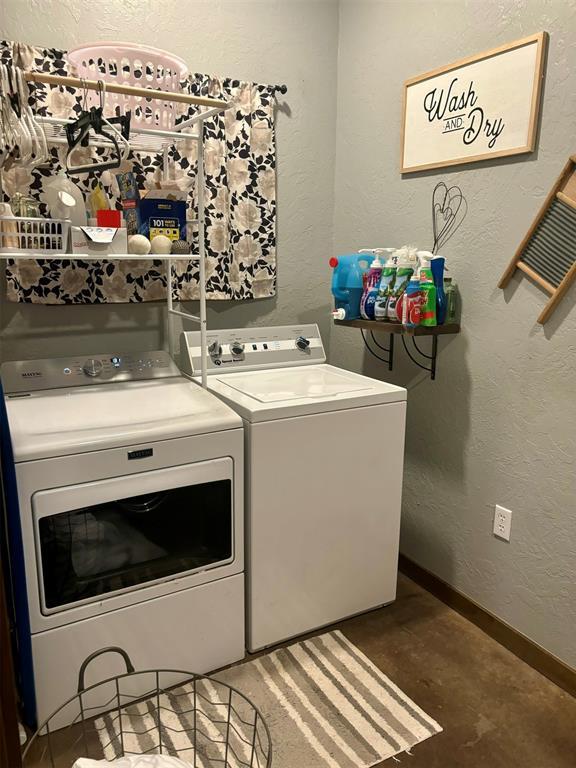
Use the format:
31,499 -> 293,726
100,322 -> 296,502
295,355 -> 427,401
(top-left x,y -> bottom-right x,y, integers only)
128,448 -> 153,460
22,371 -> 42,378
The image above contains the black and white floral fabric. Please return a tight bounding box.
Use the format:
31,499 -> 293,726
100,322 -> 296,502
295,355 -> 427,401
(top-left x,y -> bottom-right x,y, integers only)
0,41 -> 277,303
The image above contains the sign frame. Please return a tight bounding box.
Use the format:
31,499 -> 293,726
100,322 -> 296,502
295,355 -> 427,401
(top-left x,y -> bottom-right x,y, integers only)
400,32 -> 548,174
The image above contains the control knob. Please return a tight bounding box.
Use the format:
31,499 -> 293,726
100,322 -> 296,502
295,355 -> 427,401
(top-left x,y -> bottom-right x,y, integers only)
296,336 -> 310,351
82,358 -> 104,377
208,340 -> 222,358
231,342 -> 245,356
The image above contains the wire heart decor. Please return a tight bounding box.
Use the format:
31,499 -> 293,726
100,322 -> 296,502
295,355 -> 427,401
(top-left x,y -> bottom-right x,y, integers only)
431,182 -> 467,253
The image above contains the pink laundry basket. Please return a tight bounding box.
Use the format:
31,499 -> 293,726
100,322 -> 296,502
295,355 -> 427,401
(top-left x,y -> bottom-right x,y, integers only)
67,42 -> 189,130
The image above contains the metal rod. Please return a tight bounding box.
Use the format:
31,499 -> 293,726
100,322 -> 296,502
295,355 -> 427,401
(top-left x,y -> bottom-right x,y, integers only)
193,679 -> 197,768
197,123 -> 208,389
79,691 -> 89,759
176,107 -> 224,130
116,678 -> 125,756
156,671 -> 162,754
431,335 -> 438,380
388,333 -> 394,371
168,308 -> 201,323
39,115 -> 199,142
223,688 -> 232,766
25,70 -> 230,110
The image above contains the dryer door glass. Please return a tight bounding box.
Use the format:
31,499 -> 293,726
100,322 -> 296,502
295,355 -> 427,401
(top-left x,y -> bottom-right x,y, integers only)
34,460 -> 234,612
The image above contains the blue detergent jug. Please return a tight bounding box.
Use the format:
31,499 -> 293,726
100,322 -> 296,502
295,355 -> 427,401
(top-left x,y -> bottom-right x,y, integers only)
330,253 -> 372,320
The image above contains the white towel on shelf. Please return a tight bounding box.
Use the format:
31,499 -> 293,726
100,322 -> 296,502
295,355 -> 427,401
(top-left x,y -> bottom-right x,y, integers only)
73,756 -> 193,768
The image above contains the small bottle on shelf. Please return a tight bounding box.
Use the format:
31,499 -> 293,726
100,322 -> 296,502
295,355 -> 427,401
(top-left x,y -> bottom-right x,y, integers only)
445,278 -> 459,323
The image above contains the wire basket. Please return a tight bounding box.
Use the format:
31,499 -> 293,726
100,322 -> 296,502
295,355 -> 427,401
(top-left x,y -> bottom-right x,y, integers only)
22,647 -> 272,768
67,42 -> 189,130
0,216 -> 70,254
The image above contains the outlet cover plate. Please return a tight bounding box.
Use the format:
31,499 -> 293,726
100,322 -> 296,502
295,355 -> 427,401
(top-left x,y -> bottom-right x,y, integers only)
494,504 -> 512,541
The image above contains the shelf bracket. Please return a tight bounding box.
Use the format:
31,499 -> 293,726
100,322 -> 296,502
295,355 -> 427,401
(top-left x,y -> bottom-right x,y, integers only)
401,335 -> 439,380
362,330 -> 394,371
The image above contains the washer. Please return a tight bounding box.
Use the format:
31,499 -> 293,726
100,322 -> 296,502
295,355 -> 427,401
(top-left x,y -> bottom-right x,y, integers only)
180,324 -> 407,651
1,350 -> 245,727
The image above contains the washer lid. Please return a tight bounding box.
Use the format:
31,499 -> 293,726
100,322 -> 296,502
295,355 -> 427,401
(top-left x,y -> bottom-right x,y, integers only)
207,364 -> 407,421
218,367 -> 375,402
4,378 -> 242,461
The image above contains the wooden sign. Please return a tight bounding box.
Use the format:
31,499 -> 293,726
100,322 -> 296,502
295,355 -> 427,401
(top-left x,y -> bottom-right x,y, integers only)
401,33 -> 548,173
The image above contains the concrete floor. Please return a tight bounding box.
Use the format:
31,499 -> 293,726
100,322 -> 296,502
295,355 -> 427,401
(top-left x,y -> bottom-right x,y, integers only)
337,573 -> 576,767
25,574 -> 576,767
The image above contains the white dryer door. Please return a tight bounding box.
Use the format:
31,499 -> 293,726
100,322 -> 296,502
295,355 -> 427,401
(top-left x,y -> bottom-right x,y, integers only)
33,458 -> 234,616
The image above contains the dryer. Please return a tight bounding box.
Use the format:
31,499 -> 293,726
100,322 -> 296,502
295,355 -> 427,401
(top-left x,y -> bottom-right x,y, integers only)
1,350 -> 245,727
180,325 -> 407,651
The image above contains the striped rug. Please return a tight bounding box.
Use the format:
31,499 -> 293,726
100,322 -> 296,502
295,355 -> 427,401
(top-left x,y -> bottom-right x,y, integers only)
95,630 -> 441,766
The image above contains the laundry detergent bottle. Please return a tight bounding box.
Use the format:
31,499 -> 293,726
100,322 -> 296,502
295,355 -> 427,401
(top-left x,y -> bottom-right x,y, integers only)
359,250 -> 384,320
330,252 -> 371,320
374,249 -> 397,320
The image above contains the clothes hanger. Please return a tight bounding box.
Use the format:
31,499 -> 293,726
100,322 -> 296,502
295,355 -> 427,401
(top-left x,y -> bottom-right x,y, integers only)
0,64 -> 23,168
65,79 -> 131,175
16,67 -> 49,166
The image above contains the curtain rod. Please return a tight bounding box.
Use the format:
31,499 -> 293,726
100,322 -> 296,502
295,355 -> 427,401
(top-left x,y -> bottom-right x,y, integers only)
24,71 -> 230,110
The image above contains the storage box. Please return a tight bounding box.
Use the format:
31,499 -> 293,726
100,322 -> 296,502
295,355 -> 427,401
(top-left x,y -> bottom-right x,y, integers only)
138,197 -> 187,242
71,227 -> 128,256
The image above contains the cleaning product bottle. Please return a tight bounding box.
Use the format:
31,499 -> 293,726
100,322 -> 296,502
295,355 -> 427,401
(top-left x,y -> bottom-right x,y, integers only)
431,255 -> 447,324
329,252 -> 371,320
360,250 -> 384,320
445,278 -> 459,323
402,273 -> 422,328
417,251 -> 437,326
387,246 -> 415,322
374,249 -> 397,320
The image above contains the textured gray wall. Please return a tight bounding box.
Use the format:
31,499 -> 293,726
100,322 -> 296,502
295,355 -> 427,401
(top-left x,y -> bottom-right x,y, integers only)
0,0 -> 338,361
1,0 -> 575,669
333,0 -> 576,668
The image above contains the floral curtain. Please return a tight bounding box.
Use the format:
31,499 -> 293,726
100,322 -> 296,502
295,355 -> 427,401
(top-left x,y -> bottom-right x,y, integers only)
0,41 -> 277,303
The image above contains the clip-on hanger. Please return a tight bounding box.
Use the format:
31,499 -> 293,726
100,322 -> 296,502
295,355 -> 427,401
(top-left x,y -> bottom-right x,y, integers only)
65,79 -> 131,174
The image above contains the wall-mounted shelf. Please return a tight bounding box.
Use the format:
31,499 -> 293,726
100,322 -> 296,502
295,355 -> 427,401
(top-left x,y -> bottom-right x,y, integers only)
335,319 -> 460,335
334,319 -> 460,380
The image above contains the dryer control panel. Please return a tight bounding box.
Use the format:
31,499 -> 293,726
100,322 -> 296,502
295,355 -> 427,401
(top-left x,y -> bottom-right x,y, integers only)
181,324 -> 326,377
1,350 -> 179,394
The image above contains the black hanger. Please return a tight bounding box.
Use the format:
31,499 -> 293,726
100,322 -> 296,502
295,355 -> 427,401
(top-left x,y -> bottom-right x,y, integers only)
65,107 -> 131,174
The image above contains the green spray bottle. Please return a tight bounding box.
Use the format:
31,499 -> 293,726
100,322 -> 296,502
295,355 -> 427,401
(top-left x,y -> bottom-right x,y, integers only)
417,251 -> 437,326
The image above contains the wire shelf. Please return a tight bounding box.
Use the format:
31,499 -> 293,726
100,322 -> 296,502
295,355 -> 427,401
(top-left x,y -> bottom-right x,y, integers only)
38,116 -> 200,154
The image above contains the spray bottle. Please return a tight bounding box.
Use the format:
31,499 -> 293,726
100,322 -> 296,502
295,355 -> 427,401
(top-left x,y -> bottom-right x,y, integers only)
374,248 -> 397,320
417,250 -> 437,326
402,272 -> 422,328
387,246 -> 417,322
359,249 -> 384,320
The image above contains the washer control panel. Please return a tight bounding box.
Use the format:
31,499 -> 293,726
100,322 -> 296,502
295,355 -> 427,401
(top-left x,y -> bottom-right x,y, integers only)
1,351 -> 179,394
181,324 -> 326,376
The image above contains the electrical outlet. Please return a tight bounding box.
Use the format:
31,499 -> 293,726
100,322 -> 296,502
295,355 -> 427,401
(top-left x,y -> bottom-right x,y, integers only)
493,505 -> 512,541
